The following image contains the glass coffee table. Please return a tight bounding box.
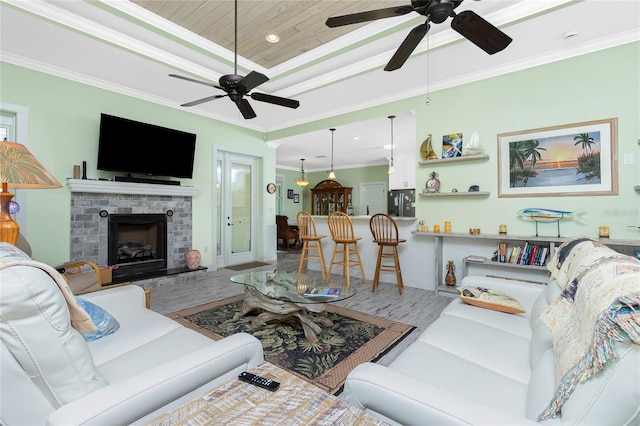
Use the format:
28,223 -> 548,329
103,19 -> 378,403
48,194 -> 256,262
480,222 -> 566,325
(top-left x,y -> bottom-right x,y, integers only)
230,270 -> 356,343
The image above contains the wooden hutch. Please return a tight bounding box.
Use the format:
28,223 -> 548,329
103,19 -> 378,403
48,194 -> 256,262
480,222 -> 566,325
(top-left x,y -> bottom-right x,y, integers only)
310,180 -> 353,216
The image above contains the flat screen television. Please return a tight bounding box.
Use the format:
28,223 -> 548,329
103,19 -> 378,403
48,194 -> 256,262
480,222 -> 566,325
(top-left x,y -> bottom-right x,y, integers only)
97,113 -> 197,179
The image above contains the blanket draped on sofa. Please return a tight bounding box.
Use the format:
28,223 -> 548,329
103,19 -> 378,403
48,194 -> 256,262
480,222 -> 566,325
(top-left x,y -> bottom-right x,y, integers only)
539,239 -> 640,420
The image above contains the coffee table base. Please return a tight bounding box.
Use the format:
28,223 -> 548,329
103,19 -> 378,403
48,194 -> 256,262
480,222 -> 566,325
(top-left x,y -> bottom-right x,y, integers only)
242,287 -> 333,343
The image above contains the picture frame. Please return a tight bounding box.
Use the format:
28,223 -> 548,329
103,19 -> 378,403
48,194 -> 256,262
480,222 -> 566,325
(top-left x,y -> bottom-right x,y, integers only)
287,189 -> 294,199
498,118 -> 618,198
442,133 -> 463,158
293,194 -> 300,203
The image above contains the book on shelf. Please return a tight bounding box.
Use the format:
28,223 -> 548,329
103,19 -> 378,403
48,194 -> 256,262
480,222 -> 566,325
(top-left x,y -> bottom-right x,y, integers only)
494,242 -> 549,267
304,286 -> 341,297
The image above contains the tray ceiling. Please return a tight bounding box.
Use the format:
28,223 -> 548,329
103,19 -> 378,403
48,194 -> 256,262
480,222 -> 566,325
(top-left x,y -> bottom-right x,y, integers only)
1,0 -> 638,170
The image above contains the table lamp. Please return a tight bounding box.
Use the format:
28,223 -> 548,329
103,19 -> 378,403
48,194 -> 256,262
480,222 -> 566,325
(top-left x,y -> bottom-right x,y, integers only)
0,140 -> 62,245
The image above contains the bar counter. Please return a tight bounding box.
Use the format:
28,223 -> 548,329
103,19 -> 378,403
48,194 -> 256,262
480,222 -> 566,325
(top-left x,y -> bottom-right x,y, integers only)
307,215 -> 434,291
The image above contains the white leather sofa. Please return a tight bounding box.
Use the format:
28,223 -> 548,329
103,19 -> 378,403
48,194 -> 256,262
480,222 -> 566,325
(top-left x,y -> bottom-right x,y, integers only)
341,239 -> 640,425
0,242 -> 264,425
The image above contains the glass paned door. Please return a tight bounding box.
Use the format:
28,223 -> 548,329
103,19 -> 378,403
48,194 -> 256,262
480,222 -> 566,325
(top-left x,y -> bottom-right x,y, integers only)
218,152 -> 257,266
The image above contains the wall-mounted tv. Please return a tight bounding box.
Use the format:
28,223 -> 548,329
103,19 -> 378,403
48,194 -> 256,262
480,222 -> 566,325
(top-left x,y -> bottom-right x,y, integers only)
97,113 -> 197,179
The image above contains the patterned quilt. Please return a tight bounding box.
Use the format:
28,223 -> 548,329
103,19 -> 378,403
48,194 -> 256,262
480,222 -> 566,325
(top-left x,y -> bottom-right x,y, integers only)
538,238 -> 640,420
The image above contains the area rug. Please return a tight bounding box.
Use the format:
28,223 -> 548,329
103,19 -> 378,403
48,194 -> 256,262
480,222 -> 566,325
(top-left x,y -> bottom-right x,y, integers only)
224,261 -> 270,271
168,295 -> 415,394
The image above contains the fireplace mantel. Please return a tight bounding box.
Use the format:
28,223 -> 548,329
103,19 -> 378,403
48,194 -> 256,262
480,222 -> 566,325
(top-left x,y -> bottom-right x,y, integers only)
67,179 -> 200,197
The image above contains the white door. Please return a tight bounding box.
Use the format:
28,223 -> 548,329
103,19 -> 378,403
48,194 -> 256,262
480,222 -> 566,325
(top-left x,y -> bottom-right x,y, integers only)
358,182 -> 387,216
217,152 -> 257,266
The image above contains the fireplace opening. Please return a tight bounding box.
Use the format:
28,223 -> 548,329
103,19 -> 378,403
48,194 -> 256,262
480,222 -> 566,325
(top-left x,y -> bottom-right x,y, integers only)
108,213 -> 167,281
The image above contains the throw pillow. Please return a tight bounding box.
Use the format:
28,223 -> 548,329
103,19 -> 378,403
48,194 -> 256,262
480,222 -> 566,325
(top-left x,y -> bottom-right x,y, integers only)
75,297 -> 120,341
457,286 -> 526,314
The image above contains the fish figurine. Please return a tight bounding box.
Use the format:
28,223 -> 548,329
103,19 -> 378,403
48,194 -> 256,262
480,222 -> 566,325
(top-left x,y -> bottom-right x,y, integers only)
518,208 -> 585,223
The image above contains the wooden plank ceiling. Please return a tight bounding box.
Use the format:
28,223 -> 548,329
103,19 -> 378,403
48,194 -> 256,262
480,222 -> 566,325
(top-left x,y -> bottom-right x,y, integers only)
131,0 -> 393,68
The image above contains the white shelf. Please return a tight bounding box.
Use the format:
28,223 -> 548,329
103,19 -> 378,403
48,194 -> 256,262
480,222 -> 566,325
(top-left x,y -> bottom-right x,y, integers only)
66,178 -> 200,197
418,154 -> 489,166
413,232 -> 640,296
437,285 -> 459,295
464,258 -> 548,272
412,231 -> 564,244
419,191 -> 490,197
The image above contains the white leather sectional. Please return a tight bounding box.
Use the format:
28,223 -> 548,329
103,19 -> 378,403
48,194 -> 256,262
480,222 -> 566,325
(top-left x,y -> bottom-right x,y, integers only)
0,243 -> 264,425
341,241 -> 640,425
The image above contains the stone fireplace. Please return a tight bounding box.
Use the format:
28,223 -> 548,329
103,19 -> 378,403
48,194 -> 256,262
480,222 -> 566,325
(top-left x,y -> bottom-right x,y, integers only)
68,180 -> 199,283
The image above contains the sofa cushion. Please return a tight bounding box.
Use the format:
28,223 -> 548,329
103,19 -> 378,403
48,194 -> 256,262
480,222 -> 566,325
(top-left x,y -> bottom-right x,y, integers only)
529,281 -> 562,330
390,341 -> 529,419
440,299 -> 532,339
0,260 -> 108,407
416,315 -> 532,384
87,307 -> 185,366
75,297 -> 120,342
526,347 -> 556,421
457,286 -> 525,314
95,327 -> 215,383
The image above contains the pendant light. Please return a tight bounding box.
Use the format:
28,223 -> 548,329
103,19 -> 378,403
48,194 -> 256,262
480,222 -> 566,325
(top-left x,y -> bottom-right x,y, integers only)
295,158 -> 310,187
328,128 -> 336,179
388,115 -> 396,174
425,33 -> 432,105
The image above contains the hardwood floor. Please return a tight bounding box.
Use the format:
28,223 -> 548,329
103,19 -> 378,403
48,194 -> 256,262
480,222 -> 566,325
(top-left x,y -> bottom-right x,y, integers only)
148,251 -> 452,366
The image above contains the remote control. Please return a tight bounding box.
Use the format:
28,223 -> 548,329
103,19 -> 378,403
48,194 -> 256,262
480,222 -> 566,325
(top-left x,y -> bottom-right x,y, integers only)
238,372 -> 280,391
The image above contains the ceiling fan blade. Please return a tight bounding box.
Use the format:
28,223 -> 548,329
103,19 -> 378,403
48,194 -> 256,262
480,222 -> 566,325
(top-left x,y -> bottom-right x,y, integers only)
326,5 -> 414,27
384,22 -> 430,72
251,92 -> 300,109
451,10 -> 512,55
239,71 -> 269,92
169,74 -> 222,90
181,94 -> 226,107
236,98 -> 257,119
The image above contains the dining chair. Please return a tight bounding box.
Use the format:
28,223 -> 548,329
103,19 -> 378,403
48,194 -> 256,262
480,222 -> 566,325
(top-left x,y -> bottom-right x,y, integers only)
296,211 -> 327,279
327,211 -> 366,286
276,215 -> 300,250
369,213 -> 406,294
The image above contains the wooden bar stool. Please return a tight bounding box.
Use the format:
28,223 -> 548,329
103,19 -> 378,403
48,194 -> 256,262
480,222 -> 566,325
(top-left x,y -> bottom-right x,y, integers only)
296,211 -> 327,279
327,211 -> 366,286
369,213 -> 406,294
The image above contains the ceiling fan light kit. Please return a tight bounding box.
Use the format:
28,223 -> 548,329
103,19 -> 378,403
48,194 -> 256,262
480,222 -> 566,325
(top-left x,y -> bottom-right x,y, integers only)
169,0 -> 299,119
326,0 -> 512,72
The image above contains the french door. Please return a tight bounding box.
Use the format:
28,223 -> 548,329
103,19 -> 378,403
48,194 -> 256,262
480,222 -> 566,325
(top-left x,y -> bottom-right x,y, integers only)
217,152 -> 257,266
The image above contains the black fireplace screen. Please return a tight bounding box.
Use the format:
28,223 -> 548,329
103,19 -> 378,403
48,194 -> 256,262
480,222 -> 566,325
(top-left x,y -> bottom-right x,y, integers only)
108,213 -> 167,279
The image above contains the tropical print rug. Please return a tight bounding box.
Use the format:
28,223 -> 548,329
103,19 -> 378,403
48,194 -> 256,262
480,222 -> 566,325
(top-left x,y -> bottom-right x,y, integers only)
168,295 -> 415,394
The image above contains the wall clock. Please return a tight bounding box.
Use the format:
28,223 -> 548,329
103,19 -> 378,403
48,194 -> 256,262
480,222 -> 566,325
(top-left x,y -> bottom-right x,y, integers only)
266,183 -> 276,194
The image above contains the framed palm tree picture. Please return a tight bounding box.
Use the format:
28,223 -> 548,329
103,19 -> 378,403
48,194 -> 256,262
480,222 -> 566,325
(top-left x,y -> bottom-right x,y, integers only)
498,118 -> 618,197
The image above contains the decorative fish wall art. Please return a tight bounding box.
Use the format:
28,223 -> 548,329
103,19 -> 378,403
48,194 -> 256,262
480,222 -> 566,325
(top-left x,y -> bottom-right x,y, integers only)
517,208 -> 585,237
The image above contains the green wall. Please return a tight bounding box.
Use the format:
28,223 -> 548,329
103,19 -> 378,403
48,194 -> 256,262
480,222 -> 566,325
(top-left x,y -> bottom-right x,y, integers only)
2,41 -> 638,268
276,168 -> 302,219
271,42 -> 640,240
277,165 -> 388,217
0,63 -> 271,266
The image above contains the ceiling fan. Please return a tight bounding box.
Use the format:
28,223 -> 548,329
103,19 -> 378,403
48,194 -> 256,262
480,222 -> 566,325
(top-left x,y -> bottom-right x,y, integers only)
326,0 -> 512,71
169,0 -> 300,119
